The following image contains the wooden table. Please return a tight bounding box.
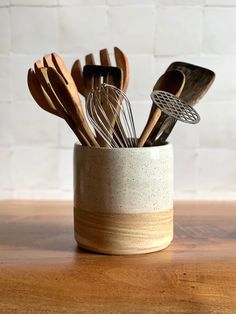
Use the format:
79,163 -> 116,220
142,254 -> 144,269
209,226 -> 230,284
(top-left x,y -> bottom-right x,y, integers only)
0,201 -> 235,313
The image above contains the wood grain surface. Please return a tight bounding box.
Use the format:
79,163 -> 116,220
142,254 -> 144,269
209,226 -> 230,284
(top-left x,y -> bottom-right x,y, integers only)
0,201 -> 235,313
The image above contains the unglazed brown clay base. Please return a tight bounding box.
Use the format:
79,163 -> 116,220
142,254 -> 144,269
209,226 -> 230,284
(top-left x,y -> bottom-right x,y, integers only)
74,209 -> 173,255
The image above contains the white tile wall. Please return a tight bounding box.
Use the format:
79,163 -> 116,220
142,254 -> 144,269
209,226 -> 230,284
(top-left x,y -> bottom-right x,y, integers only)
131,101 -> 150,137
108,5 -> 155,53
206,0 -> 236,5
11,55 -> 38,101
203,7 -> 236,54
11,6 -> 59,54
13,147 -> 59,190
59,6 -> 108,54
59,148 -> 73,191
169,121 -> 200,149
198,101 -> 236,149
58,119 -> 77,149
0,0 -> 236,200
0,147 -> 13,190
0,102 -> 14,146
12,101 -> 58,146
155,6 -> 202,56
0,7 -> 10,54
108,0 -> 155,5
127,54 -> 155,101
11,0 -> 57,5
0,56 -> 11,102
173,148 -> 198,199
0,0 -> 9,7
59,0 -> 106,5
196,148 -> 236,199
159,0 -> 204,4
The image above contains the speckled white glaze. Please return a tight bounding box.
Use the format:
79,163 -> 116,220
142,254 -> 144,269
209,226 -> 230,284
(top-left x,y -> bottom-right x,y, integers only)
74,143 -> 173,214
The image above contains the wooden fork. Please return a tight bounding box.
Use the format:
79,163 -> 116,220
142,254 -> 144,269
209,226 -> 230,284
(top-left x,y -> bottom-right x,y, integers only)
33,53 -> 98,147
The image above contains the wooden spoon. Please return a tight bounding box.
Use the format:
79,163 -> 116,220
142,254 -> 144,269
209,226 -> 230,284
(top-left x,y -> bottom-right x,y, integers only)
154,62 -> 216,145
138,70 -> 185,147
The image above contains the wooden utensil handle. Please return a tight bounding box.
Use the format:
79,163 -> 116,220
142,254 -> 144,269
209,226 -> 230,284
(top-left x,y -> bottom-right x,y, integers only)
145,112 -> 170,146
154,118 -> 177,146
138,105 -> 162,147
139,70 -> 185,147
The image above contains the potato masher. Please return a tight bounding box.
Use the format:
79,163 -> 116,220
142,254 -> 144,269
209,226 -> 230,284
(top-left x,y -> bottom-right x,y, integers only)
150,90 -> 200,146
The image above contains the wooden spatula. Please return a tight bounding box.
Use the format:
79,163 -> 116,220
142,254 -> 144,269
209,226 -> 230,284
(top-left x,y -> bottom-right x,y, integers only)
166,61 -> 215,106
154,62 -> 215,145
138,70 -> 185,147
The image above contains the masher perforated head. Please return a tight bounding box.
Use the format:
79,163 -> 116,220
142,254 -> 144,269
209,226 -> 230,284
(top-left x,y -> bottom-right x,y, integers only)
151,90 -> 200,124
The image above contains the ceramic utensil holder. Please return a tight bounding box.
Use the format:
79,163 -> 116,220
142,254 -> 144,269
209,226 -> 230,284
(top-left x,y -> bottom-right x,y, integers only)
73,143 -> 173,255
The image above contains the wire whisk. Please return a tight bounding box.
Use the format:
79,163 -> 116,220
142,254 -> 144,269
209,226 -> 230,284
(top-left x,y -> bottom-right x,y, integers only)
86,83 -> 137,148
